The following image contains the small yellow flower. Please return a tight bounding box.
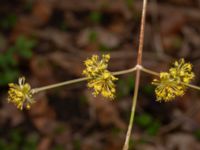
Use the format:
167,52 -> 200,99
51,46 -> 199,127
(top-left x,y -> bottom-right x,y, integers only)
83,54 -> 110,78
152,59 -> 195,102
8,77 -> 34,110
169,58 -> 195,83
88,71 -> 118,99
83,54 -> 118,99
152,72 -> 185,102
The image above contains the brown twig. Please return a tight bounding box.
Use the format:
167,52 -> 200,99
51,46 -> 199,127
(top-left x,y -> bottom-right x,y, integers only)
122,0 -> 148,150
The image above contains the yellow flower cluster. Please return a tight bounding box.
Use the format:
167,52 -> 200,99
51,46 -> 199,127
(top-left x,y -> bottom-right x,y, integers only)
83,54 -> 118,99
169,59 -> 194,84
8,77 -> 34,110
83,54 -> 110,78
152,59 -> 195,102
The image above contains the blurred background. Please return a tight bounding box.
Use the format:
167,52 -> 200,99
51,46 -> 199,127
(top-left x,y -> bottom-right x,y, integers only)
0,0 -> 200,149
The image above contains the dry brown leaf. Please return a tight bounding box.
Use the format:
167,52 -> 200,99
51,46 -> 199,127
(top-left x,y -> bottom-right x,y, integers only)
136,144 -> 165,150
0,100 -> 24,126
31,28 -> 71,50
82,133 -> 104,150
77,27 -> 121,49
48,52 -> 84,75
28,93 -> 57,134
86,90 -> 126,129
30,56 -> 55,85
37,137 -> 52,150
32,0 -> 56,25
166,133 -> 200,150
161,13 -> 186,36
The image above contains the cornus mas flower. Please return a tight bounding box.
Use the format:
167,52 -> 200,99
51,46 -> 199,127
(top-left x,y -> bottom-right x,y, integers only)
8,77 -> 34,110
83,54 -> 110,78
152,72 -> 185,101
83,54 -> 118,99
88,70 -> 118,98
169,59 -> 195,84
152,59 -> 195,102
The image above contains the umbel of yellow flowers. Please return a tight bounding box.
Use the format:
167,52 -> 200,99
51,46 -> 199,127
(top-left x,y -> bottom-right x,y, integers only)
83,54 -> 118,99
7,55 -> 195,110
152,59 -> 195,102
8,77 -> 34,110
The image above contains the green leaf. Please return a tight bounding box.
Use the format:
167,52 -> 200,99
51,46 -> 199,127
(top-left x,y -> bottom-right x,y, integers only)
19,48 -> 33,58
143,85 -> 155,95
0,69 -> 19,85
88,31 -> 98,43
0,139 -> 7,150
14,36 -> 36,58
0,55 -> 8,69
194,129 -> 200,140
10,129 -> 22,144
117,79 -> 130,98
73,139 -> 81,150
111,127 -> 121,136
89,11 -> 102,23
23,134 -> 38,150
53,145 -> 64,150
117,76 -> 135,98
135,113 -> 153,128
0,14 -> 17,29
127,75 -> 135,90
4,48 -> 18,66
146,121 -> 161,136
125,0 -> 134,8
99,44 -> 110,52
